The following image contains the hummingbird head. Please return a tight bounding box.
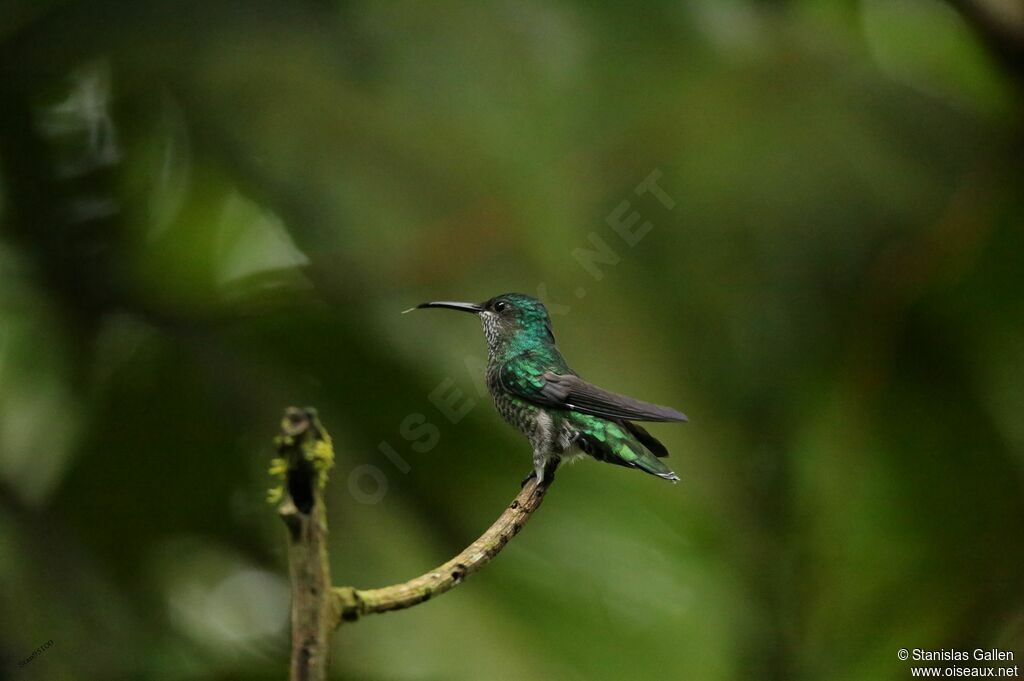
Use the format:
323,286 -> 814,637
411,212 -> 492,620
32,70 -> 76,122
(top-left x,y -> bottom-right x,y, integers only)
410,293 -> 555,352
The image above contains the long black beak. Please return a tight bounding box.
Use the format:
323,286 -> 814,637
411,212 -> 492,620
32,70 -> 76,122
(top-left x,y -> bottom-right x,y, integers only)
404,301 -> 483,314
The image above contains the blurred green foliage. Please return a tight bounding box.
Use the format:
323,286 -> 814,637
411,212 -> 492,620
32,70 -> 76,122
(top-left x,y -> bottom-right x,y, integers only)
1,1 -> 1022,680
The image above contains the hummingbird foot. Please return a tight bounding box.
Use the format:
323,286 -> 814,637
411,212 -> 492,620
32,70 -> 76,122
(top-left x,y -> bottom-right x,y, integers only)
532,453 -> 560,487
519,471 -> 536,488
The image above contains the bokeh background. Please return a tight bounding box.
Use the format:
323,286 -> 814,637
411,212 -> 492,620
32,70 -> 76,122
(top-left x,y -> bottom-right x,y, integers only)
2,1 -> 1023,680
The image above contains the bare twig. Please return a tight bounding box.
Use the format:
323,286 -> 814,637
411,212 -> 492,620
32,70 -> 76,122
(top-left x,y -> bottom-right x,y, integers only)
331,476 -> 550,623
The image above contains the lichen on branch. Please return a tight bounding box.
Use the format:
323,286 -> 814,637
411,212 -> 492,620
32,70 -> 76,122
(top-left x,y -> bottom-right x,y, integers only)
269,407 -> 334,507
274,407 -> 336,681
271,406 -> 552,681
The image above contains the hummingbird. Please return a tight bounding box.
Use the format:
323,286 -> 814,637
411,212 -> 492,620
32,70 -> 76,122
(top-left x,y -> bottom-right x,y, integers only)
408,293 -> 686,485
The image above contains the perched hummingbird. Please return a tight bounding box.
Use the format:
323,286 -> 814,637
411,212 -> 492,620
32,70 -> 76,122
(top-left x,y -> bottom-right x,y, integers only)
408,293 -> 686,485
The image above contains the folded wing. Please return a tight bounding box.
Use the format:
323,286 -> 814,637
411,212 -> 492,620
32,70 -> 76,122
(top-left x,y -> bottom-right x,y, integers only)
500,365 -> 687,423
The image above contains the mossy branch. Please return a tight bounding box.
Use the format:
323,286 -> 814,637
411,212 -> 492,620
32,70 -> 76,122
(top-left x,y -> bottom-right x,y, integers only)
270,407 -> 551,680
273,407 -> 336,681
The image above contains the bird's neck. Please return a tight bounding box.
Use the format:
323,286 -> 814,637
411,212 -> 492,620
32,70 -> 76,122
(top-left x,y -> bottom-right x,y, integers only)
487,329 -> 553,365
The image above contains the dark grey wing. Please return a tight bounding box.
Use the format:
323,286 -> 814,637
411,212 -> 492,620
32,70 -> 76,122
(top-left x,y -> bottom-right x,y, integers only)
533,371 -> 688,422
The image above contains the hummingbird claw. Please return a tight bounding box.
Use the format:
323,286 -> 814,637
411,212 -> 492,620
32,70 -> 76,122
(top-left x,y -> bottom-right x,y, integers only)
529,457 -> 559,488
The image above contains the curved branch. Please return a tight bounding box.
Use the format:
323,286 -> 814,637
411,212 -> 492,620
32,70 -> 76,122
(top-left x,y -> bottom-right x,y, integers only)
271,405 -> 553,677
331,476 -> 551,624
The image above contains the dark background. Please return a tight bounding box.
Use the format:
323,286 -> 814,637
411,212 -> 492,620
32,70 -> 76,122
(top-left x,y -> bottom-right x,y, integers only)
1,1 -> 1023,679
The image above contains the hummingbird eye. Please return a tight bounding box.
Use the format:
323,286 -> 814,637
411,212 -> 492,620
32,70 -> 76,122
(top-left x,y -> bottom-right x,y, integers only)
493,301 -> 509,313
